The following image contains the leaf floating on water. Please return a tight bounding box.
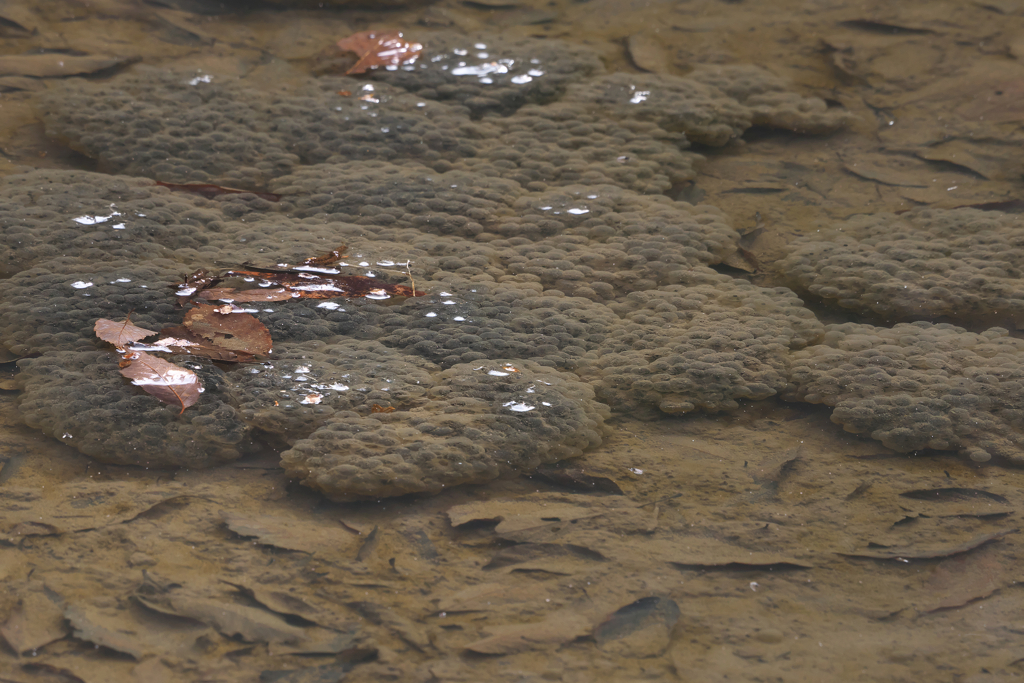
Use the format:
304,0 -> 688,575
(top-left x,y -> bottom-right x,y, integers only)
336,30 -> 423,75
94,317 -> 157,350
119,351 -> 202,413
183,304 -> 272,356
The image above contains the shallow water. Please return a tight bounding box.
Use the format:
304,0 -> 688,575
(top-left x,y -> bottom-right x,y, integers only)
2,1 -> 1024,681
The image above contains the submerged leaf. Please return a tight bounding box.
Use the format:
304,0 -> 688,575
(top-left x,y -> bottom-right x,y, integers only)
183,304 -> 272,356
336,30 -> 423,75
119,351 -> 203,412
94,317 -> 157,350
149,325 -> 255,363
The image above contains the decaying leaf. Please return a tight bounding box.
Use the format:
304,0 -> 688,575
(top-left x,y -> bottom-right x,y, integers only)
220,510 -> 361,554
594,596 -> 680,657
94,317 -> 157,350
119,351 -> 203,413
0,586 -> 69,655
0,482 -> 188,535
336,30 -> 423,75
216,269 -> 422,301
149,325 -> 254,363
197,287 -> 296,303
842,528 -> 1017,561
301,246 -> 346,268
464,611 -> 591,654
0,53 -> 135,78
183,304 -> 272,356
155,180 -> 280,202
64,604 -> 145,660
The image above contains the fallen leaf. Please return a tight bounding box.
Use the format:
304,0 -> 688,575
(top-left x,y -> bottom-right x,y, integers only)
594,596 -> 680,657
301,245 -> 347,268
465,611 -> 591,654
0,586 -> 69,654
94,317 -> 157,350
119,350 -> 203,412
662,536 -> 813,569
841,528 -> 1017,560
64,604 -> 145,660
173,268 -> 218,301
220,510 -> 361,554
529,464 -> 625,494
0,482 -> 187,535
155,181 -> 280,202
336,30 -> 423,75
183,304 -> 272,356
147,325 -> 254,363
197,287 -> 296,303
218,268 -> 422,300
0,54 -> 134,78
136,589 -> 306,644
917,543 -> 1006,613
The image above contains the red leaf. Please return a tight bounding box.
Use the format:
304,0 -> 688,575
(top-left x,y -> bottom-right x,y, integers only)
94,317 -> 157,350
119,351 -> 202,413
336,30 -> 423,75
183,304 -> 273,356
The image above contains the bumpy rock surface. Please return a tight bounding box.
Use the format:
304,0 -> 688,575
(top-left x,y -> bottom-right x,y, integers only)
369,32 -> 605,116
565,66 -> 855,147
778,208 -> 1024,328
6,38 -> 867,496
785,321 -> 1024,464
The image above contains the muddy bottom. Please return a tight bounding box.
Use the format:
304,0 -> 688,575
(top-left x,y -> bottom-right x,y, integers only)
3,0 -> 1024,681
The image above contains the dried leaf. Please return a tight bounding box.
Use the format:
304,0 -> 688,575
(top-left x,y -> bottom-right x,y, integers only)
336,30 -> 423,75
183,304 -> 272,356
119,351 -> 203,412
465,611 -> 591,654
94,317 -> 157,350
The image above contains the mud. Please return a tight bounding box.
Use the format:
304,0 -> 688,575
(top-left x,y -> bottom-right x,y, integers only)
2,1 -> 1024,681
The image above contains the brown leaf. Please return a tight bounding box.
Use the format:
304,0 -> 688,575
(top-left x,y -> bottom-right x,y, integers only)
336,30 -> 423,75
173,268 -> 218,301
220,510 -> 361,554
0,54 -> 134,78
841,528 -> 1017,561
183,304 -> 272,356
119,351 -> 203,412
465,611 -> 591,654
150,325 -> 254,363
302,245 -> 347,268
219,269 -> 423,300
0,587 -> 69,655
155,181 -> 280,202
94,317 -> 157,350
198,287 -> 297,303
